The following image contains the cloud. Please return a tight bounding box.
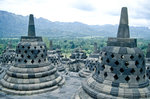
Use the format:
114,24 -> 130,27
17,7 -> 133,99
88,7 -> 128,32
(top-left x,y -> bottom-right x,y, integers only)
0,0 -> 150,27
106,0 -> 150,19
71,0 -> 95,11
97,0 -> 150,26
131,0 -> 150,20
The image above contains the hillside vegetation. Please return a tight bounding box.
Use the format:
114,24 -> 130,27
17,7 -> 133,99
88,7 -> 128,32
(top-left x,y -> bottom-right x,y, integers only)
0,37 -> 149,56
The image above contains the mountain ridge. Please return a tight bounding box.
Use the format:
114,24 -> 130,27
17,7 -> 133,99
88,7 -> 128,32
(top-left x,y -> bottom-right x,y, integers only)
0,10 -> 150,39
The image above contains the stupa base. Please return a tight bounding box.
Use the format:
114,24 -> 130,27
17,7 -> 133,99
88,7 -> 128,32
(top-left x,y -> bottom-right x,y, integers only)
73,76 -> 150,99
79,69 -> 92,78
0,77 -> 65,95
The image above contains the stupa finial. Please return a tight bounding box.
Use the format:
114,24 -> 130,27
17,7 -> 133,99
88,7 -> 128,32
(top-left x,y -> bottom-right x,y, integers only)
49,40 -> 53,50
28,14 -> 36,37
117,7 -> 130,38
94,42 -> 97,53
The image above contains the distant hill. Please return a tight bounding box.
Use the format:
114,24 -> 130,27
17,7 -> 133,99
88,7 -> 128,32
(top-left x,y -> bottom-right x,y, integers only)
0,10 -> 150,39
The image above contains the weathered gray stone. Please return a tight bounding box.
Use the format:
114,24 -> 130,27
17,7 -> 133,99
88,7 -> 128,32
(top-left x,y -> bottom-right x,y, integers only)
79,43 -> 100,78
69,48 -> 87,72
94,42 -> 98,53
61,55 -> 70,71
107,7 -> 136,48
70,48 -> 87,59
47,40 -> 65,72
0,14 -> 65,95
146,44 -> 150,58
107,38 -> 137,47
73,7 -> 150,99
117,7 -> 129,38
0,67 -> 4,76
146,44 -> 150,80
89,42 -> 100,58
79,68 -> 92,78
49,40 -> 53,50
28,14 -> 35,37
1,42 -> 16,66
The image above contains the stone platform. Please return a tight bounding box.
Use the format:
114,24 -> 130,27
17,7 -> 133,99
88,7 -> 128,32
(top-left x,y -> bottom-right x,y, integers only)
0,72 -> 84,99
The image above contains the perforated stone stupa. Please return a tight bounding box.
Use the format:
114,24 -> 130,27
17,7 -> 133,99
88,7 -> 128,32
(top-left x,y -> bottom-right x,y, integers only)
79,57 -> 100,78
78,66 -> 92,78
0,14 -> 65,95
69,48 -> 87,72
89,42 -> 100,58
70,48 -> 87,60
47,40 -> 65,71
73,7 -> 150,99
85,42 -> 100,72
79,43 -> 100,78
1,42 -> 16,66
47,40 -> 59,64
146,44 -> 150,79
146,44 -> 150,61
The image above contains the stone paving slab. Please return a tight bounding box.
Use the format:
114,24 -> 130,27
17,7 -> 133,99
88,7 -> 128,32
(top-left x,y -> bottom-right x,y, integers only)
0,71 -> 85,99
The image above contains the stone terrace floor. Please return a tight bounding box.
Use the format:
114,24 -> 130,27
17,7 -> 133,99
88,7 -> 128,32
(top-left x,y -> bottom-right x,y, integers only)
0,68 -> 85,99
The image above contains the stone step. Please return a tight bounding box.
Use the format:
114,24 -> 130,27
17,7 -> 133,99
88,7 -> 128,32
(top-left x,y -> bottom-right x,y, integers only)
1,76 -> 63,91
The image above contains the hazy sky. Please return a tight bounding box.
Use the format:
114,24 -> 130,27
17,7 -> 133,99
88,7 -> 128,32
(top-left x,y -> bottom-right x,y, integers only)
0,0 -> 150,27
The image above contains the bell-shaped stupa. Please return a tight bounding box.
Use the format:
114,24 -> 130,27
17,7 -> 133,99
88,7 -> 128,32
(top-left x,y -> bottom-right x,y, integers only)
47,40 -> 65,71
0,14 -> 65,95
73,7 -> 150,99
69,48 -> 87,72
79,43 -> 100,78
1,42 -> 16,66
47,40 -> 60,64
146,44 -> 150,79
146,44 -> 150,61
89,42 -> 100,58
